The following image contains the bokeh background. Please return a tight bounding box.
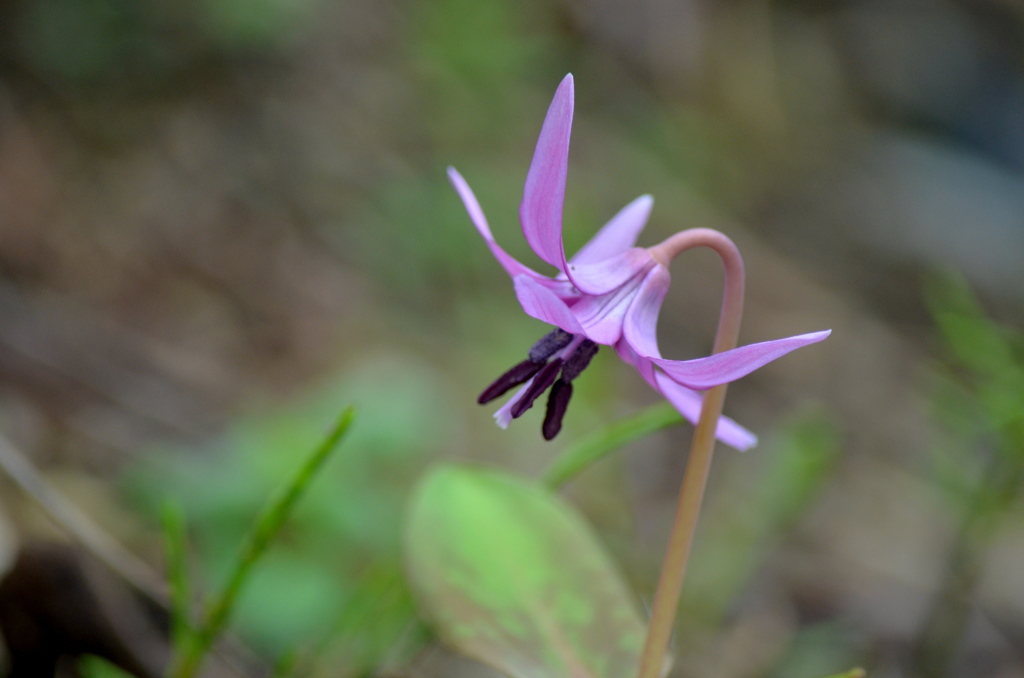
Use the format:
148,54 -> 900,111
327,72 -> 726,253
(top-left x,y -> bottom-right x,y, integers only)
0,0 -> 1023,676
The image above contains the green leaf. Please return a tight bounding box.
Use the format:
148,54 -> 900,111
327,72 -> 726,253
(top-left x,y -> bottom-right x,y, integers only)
405,465 -> 648,678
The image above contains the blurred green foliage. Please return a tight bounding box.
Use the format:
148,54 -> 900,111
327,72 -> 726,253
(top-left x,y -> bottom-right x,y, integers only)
124,355 -> 453,665
8,0 -> 317,91
79,655 -> 135,678
768,623 -> 860,678
927,273 -> 1024,465
168,408 -> 356,678
914,273 -> 1024,675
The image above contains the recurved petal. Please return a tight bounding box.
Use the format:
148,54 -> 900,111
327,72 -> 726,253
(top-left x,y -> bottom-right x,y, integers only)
622,264 -> 671,359
449,167 -> 544,280
571,195 -> 654,266
653,371 -> 759,451
520,74 -> 574,270
651,330 -> 832,390
513,275 -> 586,335
450,167 -> 579,299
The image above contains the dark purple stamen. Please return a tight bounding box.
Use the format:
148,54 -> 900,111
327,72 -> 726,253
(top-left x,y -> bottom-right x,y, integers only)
561,340 -> 599,382
480,331 -> 600,440
542,379 -> 573,440
528,329 -> 573,363
478,359 -> 545,404
510,359 -> 563,418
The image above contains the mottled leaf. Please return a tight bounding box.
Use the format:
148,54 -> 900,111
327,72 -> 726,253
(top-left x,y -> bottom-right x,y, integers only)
405,465 -> 648,678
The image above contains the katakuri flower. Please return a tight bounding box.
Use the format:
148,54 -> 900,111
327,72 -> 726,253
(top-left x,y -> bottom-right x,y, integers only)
450,74 -> 830,449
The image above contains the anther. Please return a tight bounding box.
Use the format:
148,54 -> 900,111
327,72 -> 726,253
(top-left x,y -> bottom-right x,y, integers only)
561,340 -> 599,382
478,360 -> 544,404
510,359 -> 563,418
542,379 -> 573,440
528,329 -> 573,363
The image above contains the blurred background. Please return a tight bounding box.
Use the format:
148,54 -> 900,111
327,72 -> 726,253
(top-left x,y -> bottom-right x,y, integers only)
0,0 -> 1022,676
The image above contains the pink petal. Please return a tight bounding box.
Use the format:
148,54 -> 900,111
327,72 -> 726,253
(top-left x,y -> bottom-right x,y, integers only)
651,330 -> 832,390
569,278 -> 644,345
520,74 -> 574,270
564,248 -> 655,295
571,195 -> 654,265
614,337 -> 641,369
616,340 -> 757,450
449,167 -> 544,280
615,339 -> 659,389
513,275 -> 586,335
622,264 -> 671,359
654,371 -> 759,451
449,166 -> 578,299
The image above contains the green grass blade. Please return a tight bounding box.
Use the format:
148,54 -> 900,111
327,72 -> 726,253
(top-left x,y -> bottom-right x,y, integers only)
168,405 -> 357,678
160,501 -> 193,655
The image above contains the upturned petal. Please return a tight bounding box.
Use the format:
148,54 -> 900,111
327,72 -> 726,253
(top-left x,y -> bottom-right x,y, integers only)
570,195 -> 654,266
520,74 -> 574,270
513,275 -> 586,335
518,76 -> 650,298
650,330 -> 832,390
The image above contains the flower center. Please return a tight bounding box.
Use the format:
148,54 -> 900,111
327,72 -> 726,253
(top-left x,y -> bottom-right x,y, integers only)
478,329 -> 600,440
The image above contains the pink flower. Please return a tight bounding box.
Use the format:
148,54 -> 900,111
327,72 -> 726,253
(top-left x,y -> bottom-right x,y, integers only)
450,74 -> 829,449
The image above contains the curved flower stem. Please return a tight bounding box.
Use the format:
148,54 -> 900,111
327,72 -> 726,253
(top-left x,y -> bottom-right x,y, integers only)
637,229 -> 745,678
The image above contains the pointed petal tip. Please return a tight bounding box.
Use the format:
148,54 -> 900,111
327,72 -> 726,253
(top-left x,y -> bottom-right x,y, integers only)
552,74 -> 574,107
520,73 -> 575,269
446,166 -> 469,195
733,431 -> 758,452
650,328 -> 833,390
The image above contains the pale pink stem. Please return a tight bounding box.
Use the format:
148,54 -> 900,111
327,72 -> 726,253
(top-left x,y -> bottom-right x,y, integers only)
637,228 -> 745,678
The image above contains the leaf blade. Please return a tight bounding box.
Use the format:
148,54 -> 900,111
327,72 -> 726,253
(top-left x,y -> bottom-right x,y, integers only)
405,465 -> 647,678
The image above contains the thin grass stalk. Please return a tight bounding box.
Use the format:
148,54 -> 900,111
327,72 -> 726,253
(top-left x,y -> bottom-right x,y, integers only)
168,406 -> 356,678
